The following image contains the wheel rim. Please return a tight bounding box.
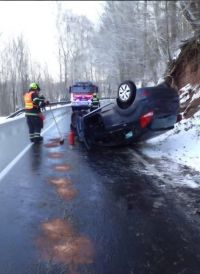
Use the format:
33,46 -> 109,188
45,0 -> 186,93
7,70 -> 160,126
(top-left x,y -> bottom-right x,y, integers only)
118,84 -> 131,102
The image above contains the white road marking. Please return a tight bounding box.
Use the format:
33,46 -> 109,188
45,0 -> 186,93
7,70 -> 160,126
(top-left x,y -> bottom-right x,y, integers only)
0,115 -> 65,181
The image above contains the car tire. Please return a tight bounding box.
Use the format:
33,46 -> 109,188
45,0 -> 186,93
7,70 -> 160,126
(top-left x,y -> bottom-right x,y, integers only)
117,80 -> 136,109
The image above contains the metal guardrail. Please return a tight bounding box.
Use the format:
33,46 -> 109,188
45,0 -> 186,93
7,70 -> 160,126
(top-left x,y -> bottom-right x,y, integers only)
6,108 -> 25,118
6,101 -> 70,119
6,99 -> 115,119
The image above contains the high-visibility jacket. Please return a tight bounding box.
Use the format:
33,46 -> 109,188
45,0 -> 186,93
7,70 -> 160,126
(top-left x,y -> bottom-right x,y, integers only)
24,91 -> 45,115
24,91 -> 36,110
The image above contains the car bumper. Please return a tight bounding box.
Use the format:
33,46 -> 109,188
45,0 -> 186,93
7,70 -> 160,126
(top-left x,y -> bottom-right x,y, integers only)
71,105 -> 90,110
149,115 -> 177,130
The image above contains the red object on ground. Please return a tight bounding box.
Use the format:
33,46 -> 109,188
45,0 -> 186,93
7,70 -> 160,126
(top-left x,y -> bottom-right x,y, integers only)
68,130 -> 75,145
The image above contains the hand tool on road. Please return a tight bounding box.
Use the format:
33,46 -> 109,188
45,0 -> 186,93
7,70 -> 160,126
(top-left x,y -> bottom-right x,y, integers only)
49,105 -> 64,145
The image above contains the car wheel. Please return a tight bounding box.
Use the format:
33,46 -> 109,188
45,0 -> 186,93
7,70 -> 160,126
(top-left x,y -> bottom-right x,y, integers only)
117,80 -> 136,109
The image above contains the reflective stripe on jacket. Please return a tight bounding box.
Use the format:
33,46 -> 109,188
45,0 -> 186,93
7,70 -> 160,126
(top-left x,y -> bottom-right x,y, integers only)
92,97 -> 99,106
24,91 -> 35,109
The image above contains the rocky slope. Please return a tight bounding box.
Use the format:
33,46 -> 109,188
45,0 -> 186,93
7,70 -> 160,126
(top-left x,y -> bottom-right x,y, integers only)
166,37 -> 200,119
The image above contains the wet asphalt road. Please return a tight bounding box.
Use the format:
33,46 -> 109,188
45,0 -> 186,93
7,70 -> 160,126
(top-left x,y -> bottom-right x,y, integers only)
1,109 -> 200,274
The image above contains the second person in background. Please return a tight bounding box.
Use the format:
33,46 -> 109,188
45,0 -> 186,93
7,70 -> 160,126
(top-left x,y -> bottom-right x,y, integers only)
90,93 -> 100,111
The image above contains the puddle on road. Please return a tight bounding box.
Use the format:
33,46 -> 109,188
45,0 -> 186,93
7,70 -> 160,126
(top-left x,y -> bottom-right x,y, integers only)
36,219 -> 94,273
48,178 -> 77,200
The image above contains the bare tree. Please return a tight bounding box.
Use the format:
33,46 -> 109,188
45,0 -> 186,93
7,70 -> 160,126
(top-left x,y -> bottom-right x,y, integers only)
55,2 -> 95,91
179,0 -> 200,36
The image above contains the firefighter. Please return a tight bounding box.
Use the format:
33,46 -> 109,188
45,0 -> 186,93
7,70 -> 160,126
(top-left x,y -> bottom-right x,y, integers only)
24,82 -> 49,144
90,93 -> 100,111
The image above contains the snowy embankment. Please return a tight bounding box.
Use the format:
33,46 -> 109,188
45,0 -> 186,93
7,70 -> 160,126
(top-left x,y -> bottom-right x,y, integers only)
141,84 -> 200,172
0,117 -> 7,123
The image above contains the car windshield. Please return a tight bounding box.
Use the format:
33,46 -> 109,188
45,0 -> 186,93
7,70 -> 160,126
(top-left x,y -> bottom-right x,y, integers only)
71,85 -> 97,93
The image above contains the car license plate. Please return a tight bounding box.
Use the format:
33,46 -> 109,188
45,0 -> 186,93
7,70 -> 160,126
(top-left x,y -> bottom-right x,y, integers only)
125,131 -> 133,139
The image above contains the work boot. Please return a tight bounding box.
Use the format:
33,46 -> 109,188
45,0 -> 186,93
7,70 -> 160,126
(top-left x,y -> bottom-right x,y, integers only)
33,136 -> 43,144
38,136 -> 43,141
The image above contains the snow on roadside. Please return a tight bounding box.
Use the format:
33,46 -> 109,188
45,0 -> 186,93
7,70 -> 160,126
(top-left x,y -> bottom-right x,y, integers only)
0,113 -> 25,125
141,109 -> 200,172
0,117 -> 7,123
141,83 -> 200,173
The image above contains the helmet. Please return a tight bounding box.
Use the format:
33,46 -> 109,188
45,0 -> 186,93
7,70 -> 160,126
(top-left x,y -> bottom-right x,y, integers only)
29,82 -> 40,91
93,93 -> 97,97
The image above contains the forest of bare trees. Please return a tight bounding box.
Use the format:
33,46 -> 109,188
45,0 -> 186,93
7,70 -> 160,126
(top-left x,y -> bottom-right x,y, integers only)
0,1 -> 198,116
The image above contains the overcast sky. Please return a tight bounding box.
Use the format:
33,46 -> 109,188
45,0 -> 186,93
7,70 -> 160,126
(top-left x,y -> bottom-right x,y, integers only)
0,1 -> 104,78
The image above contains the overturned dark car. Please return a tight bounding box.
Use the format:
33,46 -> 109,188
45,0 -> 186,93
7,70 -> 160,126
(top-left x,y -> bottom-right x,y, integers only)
71,80 -> 180,149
